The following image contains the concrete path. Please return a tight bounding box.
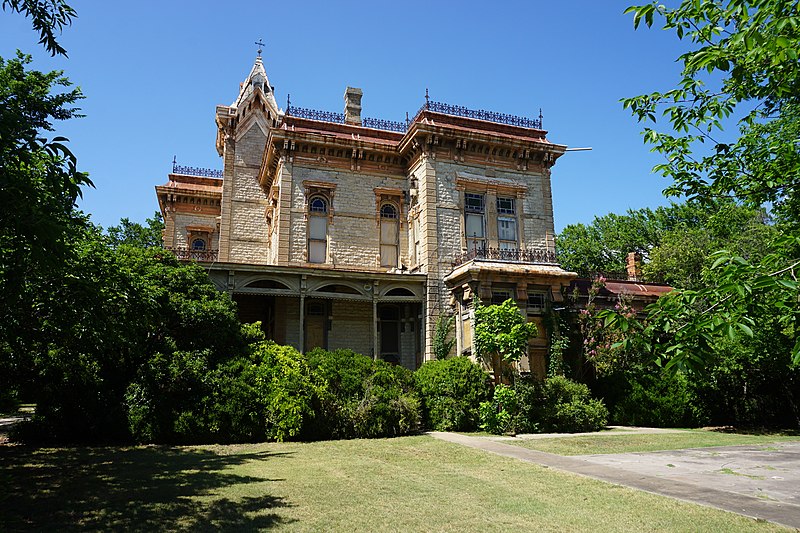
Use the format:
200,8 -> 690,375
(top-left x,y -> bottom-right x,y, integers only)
430,431 -> 800,529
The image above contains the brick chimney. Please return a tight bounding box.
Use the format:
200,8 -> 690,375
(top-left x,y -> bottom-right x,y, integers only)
344,86 -> 363,125
626,252 -> 642,281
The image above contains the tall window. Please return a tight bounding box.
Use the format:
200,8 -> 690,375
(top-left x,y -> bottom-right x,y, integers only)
308,195 -> 328,263
465,193 -> 485,252
497,197 -> 517,251
380,203 -> 399,267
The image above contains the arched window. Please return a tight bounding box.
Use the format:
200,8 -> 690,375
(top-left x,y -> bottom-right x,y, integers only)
380,202 -> 399,267
308,195 -> 328,263
191,238 -> 206,251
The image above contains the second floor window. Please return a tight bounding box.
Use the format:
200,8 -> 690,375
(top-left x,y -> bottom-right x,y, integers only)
380,203 -> 399,267
191,238 -> 207,251
308,195 -> 328,263
465,193 -> 485,252
497,197 -> 517,251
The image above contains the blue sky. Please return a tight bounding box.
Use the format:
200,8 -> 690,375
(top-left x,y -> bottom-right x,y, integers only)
1,1 -> 690,232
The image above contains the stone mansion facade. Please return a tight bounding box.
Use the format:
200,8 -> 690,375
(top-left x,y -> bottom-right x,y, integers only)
156,52 -> 581,373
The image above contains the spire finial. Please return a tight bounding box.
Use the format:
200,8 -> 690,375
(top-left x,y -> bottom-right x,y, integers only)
287,93 -> 291,111
539,107 -> 543,128
425,88 -> 430,109
255,38 -> 265,58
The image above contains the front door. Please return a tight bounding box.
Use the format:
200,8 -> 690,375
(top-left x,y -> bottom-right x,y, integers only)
379,304 -> 400,363
304,300 -> 327,352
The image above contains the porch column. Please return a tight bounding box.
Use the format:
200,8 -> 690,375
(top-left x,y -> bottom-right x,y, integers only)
299,293 -> 305,352
299,274 -> 306,352
372,300 -> 378,360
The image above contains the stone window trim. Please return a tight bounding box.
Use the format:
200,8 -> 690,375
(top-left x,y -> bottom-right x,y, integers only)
303,180 -> 337,223
454,175 -> 527,198
373,187 -> 405,228
185,224 -> 214,251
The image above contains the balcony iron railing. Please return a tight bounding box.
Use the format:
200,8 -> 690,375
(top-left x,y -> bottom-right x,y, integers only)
172,162 -> 223,178
167,247 -> 219,262
452,246 -> 558,268
285,98 -> 543,133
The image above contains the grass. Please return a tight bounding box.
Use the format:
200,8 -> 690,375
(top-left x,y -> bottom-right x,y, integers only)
506,430 -> 800,456
0,435 -> 791,532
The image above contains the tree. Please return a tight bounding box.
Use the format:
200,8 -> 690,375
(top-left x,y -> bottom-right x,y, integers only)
473,299 -> 537,384
2,0 -> 76,57
0,53 -> 91,405
106,212 -> 165,249
612,1 -> 800,369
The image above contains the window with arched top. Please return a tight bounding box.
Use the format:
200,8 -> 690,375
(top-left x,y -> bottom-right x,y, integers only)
308,195 -> 328,263
191,238 -> 206,251
380,202 -> 399,267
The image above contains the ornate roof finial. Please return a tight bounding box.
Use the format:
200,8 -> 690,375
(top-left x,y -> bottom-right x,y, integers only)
539,108 -> 543,128
425,87 -> 430,109
287,93 -> 291,111
255,38 -> 265,58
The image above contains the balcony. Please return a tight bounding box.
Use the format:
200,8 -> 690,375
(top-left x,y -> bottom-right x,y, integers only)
167,247 -> 219,262
452,246 -> 558,268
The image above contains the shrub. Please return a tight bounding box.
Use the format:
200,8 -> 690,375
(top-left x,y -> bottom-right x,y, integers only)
612,370 -> 700,428
352,362 -> 420,438
415,357 -> 490,431
518,375 -> 608,433
126,350 -> 215,444
305,348 -> 375,439
306,348 -> 421,439
479,384 -> 519,435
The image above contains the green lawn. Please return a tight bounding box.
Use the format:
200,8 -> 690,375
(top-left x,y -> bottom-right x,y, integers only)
0,436 -> 790,532
507,430 -> 800,456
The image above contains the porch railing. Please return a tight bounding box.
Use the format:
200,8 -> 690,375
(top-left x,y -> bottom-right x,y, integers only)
167,247 -> 219,262
452,246 -> 558,268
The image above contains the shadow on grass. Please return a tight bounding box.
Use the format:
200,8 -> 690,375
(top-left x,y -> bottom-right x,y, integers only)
0,444 -> 295,531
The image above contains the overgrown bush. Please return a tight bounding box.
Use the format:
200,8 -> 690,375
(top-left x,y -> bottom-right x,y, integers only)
126,350 -> 215,444
518,375 -> 608,433
611,370 -> 700,428
352,362 -> 420,438
479,384 -> 519,434
415,357 -> 490,431
306,348 -> 421,439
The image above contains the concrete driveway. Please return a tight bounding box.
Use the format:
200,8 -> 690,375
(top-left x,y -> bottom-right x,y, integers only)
431,432 -> 800,529
580,443 -> 800,509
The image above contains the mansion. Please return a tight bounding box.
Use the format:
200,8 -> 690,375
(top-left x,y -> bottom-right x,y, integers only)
156,52 -> 666,373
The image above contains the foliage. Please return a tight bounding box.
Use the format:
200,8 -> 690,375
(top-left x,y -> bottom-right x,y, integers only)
304,348 -> 421,440
414,356 -> 491,431
352,362 -> 420,438
304,348 -> 374,439
545,311 -> 570,378
0,54 -> 93,402
479,384 -> 519,435
618,0 -> 800,369
611,369 -> 700,428
474,298 -> 537,383
2,0 -> 76,56
432,313 -> 456,360
13,242 -> 246,443
517,376 -> 609,433
106,212 -> 165,249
